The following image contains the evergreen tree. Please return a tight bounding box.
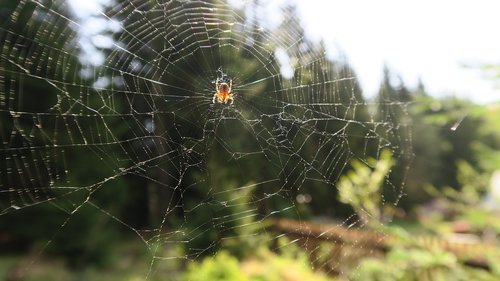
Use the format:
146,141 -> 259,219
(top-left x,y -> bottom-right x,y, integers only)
374,66 -> 413,210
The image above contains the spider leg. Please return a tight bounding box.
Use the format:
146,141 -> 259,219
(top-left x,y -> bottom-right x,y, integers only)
229,79 -> 232,93
229,94 -> 234,105
214,78 -> 219,104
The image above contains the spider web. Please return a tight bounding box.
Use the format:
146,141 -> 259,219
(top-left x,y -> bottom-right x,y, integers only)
0,0 -> 410,279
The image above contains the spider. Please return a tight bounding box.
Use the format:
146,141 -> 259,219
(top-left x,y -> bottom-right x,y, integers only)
213,78 -> 233,105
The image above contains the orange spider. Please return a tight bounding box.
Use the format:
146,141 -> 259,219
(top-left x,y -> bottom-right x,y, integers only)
213,78 -> 233,105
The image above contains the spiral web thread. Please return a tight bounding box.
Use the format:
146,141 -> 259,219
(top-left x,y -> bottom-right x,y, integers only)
0,0 -> 410,278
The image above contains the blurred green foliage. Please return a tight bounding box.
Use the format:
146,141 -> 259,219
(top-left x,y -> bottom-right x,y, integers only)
351,246 -> 497,281
338,149 -> 394,224
183,246 -> 333,281
184,251 -> 248,281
